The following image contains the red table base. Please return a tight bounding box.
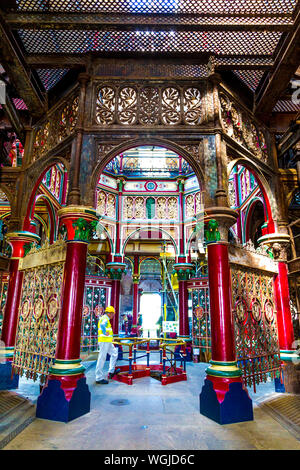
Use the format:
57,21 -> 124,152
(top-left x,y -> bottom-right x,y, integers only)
112,364 -> 187,386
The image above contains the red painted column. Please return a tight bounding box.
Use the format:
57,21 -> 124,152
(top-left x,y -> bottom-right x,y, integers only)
178,279 -> 189,336
114,178 -> 124,262
0,231 -> 40,390
132,255 -> 140,333
36,206 -> 98,422
110,279 -> 121,334
132,282 -> 139,327
207,243 -> 236,364
1,258 -> 24,348
56,241 -> 88,360
177,178 -> 186,263
199,216 -> 253,424
274,262 -> 295,351
174,262 -> 193,338
258,233 -> 296,360
106,261 -> 126,335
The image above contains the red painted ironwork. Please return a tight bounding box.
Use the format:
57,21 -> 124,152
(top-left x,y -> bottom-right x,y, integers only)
274,262 -> 295,351
231,266 -> 281,392
111,337 -> 187,385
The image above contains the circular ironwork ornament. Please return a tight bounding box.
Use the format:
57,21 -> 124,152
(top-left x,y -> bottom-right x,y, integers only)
33,295 -> 44,320
264,301 -> 274,323
194,306 -> 204,319
47,295 -> 58,321
235,299 -> 247,323
22,298 -> 31,320
251,299 -> 262,323
82,305 -> 90,317
94,305 -> 104,317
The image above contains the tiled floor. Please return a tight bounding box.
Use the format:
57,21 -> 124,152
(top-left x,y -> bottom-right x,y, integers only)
3,361 -> 300,450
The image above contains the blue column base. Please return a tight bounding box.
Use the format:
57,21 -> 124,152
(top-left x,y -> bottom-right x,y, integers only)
36,377 -> 91,423
174,345 -> 192,362
274,376 -> 285,393
0,361 -> 19,390
199,378 -> 254,425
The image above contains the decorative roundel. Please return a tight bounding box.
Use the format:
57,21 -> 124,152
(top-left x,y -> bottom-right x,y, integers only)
33,295 -> 44,320
251,299 -> 262,323
82,305 -> 90,318
22,298 -> 31,320
194,306 -> 204,319
264,301 -> 274,323
235,299 -> 247,323
47,295 -> 58,321
145,181 -> 157,191
94,305 -> 104,317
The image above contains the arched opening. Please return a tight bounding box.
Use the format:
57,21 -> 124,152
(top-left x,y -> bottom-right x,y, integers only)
23,162 -> 68,243
228,163 -> 274,245
94,144 -> 203,337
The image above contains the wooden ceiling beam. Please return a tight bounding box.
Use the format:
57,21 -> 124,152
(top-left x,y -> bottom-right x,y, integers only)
25,52 -> 274,68
0,13 -> 46,119
254,11 -> 300,118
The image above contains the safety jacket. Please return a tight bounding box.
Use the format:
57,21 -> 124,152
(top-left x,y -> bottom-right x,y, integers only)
98,314 -> 113,343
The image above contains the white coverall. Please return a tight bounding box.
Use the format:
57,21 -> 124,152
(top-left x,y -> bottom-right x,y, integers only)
95,313 -> 118,381
95,342 -> 118,381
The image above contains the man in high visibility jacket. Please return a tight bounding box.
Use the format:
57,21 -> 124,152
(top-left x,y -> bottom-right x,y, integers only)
95,305 -> 119,384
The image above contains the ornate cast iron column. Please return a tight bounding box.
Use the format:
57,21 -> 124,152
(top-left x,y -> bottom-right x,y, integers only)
0,231 -> 40,390
199,210 -> 253,425
106,261 -> 126,335
67,73 -> 90,206
36,206 -> 98,422
114,178 -> 124,263
177,178 -> 186,263
258,233 -> 299,392
132,255 -> 139,335
173,262 -> 194,338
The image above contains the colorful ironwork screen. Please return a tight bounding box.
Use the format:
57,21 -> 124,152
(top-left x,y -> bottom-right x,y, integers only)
81,276 -> 111,355
189,279 -> 211,362
12,262 -> 65,384
231,266 -> 281,392
0,272 -> 8,336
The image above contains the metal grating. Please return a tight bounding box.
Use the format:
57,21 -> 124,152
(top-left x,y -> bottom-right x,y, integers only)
12,98 -> 28,110
258,394 -> 300,440
18,29 -> 282,56
14,0 -> 298,15
234,70 -> 265,91
36,69 -> 69,90
273,100 -> 300,112
0,391 -> 27,419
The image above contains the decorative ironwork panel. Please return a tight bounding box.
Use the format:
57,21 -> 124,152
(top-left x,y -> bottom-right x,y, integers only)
219,91 -> 269,163
161,87 -> 181,125
118,87 -> 138,125
190,281 -> 211,362
13,262 -> 65,384
139,87 -> 160,125
81,277 -> 110,355
122,195 -> 179,220
183,87 -> 202,125
231,266 -> 281,391
95,83 -> 203,127
32,93 -> 78,161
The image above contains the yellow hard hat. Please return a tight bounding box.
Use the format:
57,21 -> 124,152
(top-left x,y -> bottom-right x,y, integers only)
105,306 -> 115,313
